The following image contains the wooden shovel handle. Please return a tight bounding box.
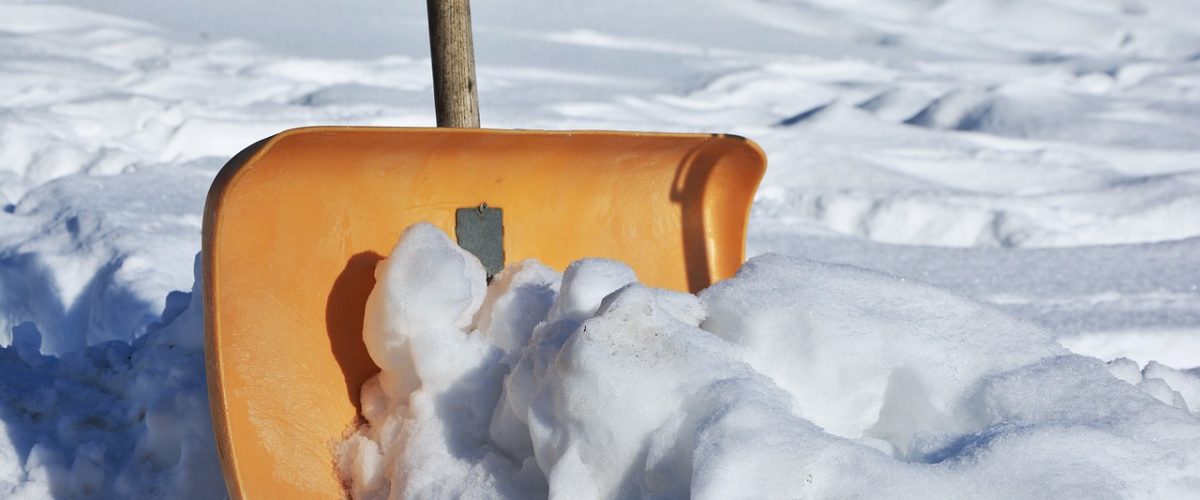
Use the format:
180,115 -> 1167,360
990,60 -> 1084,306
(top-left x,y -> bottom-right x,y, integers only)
427,0 -> 480,128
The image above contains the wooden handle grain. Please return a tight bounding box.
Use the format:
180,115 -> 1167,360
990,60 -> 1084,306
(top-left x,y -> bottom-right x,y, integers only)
427,0 -> 480,128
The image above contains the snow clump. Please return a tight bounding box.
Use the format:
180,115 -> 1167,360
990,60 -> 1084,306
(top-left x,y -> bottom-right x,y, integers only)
338,223 -> 1200,498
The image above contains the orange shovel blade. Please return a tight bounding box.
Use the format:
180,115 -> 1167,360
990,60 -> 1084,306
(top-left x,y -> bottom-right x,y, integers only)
202,127 -> 766,498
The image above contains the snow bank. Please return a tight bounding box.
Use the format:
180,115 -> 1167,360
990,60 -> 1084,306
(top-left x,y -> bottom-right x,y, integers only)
339,224 -> 1200,498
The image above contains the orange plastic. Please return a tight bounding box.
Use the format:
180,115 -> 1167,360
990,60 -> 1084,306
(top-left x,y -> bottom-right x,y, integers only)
202,126 -> 766,499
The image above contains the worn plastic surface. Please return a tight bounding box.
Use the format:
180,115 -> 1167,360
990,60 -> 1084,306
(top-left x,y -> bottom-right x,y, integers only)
202,126 -> 766,499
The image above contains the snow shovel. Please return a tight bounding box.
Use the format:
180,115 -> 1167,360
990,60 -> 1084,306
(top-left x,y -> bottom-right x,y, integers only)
202,1 -> 766,498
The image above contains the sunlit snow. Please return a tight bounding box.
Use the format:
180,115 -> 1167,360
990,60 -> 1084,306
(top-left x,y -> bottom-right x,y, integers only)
2,0 -> 1199,497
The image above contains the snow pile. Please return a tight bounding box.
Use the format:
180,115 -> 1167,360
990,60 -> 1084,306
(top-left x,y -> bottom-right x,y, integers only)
339,224 -> 1200,498
0,256 -> 224,499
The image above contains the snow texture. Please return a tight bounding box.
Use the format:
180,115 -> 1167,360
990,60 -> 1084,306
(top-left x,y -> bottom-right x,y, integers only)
2,0 -> 1200,496
1,257 -> 222,499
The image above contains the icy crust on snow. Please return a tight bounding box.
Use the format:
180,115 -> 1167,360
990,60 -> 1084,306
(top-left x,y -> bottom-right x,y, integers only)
338,224 -> 1200,499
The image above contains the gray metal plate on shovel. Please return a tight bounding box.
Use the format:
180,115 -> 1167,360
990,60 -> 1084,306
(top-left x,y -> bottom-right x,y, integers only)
455,204 -> 504,279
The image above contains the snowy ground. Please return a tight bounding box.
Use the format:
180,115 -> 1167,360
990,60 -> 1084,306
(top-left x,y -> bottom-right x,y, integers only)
1,0 -> 1199,497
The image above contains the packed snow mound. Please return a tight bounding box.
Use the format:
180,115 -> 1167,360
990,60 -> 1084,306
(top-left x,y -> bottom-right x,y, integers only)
338,224 -> 1200,499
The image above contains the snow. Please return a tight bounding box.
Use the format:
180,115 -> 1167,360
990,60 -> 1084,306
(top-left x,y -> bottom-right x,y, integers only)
338,224 -> 1200,498
0,257 -> 222,499
1,0 -> 1199,497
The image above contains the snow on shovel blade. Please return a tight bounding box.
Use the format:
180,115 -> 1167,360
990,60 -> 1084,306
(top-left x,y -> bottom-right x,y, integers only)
201,126 -> 765,499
